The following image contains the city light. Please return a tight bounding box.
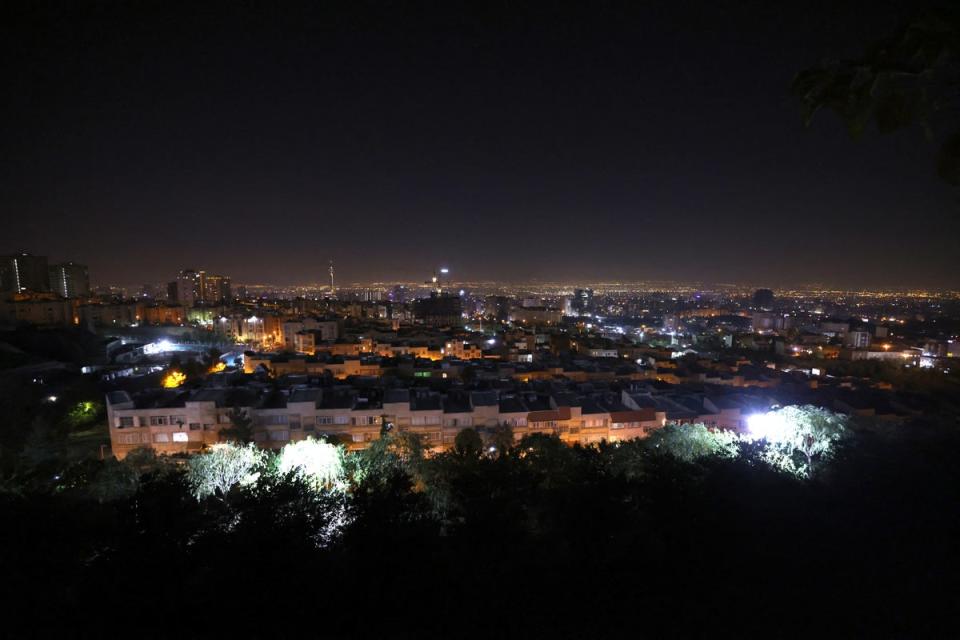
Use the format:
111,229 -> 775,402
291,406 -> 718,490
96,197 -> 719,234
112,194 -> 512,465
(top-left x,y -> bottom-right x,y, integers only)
162,370 -> 187,388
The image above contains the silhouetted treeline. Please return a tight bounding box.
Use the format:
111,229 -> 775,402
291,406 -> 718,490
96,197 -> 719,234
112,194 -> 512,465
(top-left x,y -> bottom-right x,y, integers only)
2,421 -> 959,638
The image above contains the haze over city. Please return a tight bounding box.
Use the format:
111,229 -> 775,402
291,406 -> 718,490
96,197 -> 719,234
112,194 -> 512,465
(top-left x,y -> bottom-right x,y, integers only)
3,1 -> 958,289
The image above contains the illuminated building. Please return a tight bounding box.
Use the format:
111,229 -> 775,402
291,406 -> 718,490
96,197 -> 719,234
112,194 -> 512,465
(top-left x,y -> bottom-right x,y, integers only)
202,274 -> 231,303
510,306 -> 563,325
169,269 -> 202,306
572,288 -> 594,315
48,262 -> 90,298
413,292 -> 462,327
0,253 -> 50,293
104,385 -> 675,458
0,293 -> 73,327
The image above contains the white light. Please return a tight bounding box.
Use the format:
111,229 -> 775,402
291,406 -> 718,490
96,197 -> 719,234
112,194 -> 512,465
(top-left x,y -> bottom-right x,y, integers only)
747,411 -> 790,442
440,268 -> 449,274
47,395 -> 57,403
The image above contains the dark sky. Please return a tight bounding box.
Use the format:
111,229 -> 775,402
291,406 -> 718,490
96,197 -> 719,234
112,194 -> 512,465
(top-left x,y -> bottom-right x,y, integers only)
2,1 -> 957,289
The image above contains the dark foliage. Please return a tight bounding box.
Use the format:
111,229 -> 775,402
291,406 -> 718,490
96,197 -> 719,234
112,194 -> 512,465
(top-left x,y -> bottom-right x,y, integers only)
2,423 -> 959,637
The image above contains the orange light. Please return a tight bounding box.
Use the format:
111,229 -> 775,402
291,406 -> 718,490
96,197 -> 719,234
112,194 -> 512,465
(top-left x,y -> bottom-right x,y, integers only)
208,362 -> 226,373
162,370 -> 186,388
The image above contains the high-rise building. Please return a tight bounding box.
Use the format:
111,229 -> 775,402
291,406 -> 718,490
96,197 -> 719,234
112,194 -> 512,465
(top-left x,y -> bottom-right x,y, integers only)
48,262 -> 90,298
413,292 -> 463,327
752,288 -> 775,311
202,274 -> 231,303
175,269 -> 202,306
0,253 -> 50,293
572,288 -> 594,315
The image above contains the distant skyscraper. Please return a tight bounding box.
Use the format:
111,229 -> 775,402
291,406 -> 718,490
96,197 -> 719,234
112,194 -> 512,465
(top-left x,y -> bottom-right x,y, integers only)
48,262 -> 90,298
413,292 -> 463,327
572,288 -> 594,315
390,285 -> 408,304
0,253 -> 50,293
175,269 -> 202,306
202,274 -> 231,303
752,288 -> 775,311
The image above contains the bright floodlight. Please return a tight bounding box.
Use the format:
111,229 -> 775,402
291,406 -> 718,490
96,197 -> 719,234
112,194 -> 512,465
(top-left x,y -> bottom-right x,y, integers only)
440,268 -> 449,273
157,339 -> 174,351
747,411 -> 790,442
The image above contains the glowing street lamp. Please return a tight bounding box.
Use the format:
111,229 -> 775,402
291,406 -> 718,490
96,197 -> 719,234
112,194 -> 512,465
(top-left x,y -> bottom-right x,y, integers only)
747,411 -> 790,442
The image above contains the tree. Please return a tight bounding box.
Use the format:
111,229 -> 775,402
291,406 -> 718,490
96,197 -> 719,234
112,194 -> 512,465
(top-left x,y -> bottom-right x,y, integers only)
203,347 -> 223,369
793,9 -> 960,184
277,438 -> 346,491
644,423 -> 740,463
748,406 -> 848,477
486,423 -> 515,457
220,408 -> 254,443
186,442 -> 265,500
453,428 -> 483,459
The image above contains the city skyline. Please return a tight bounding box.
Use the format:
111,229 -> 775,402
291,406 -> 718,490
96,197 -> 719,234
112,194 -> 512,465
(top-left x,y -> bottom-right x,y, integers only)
3,2 -> 958,289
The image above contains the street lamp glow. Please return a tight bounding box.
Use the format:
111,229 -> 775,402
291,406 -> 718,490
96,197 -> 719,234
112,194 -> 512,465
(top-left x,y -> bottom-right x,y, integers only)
747,411 -> 790,442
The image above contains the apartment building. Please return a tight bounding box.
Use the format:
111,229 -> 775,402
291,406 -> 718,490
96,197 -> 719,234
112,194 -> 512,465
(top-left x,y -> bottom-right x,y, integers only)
106,384 -> 683,459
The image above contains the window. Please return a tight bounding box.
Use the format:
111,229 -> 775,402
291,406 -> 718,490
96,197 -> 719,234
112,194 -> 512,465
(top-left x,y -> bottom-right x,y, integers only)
153,433 -> 170,443
269,430 -> 290,441
169,415 -> 186,425
203,424 -> 214,431
172,432 -> 188,442
289,415 -> 301,429
118,433 -> 140,444
189,423 -> 201,430
264,415 -> 288,425
118,416 -> 134,428
334,415 -> 350,425
149,416 -> 169,426
352,433 -> 364,443
317,416 -> 334,425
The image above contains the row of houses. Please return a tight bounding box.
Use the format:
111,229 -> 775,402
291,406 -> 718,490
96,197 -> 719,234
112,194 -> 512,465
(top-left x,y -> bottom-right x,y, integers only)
105,383 -> 753,459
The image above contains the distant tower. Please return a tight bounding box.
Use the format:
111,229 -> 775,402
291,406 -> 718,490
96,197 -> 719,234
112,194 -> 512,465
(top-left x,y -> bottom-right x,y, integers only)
328,259 -> 335,293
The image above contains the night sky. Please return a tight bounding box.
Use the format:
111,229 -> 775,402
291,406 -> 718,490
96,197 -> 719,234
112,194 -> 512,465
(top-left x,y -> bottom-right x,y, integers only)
2,1 -> 957,289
